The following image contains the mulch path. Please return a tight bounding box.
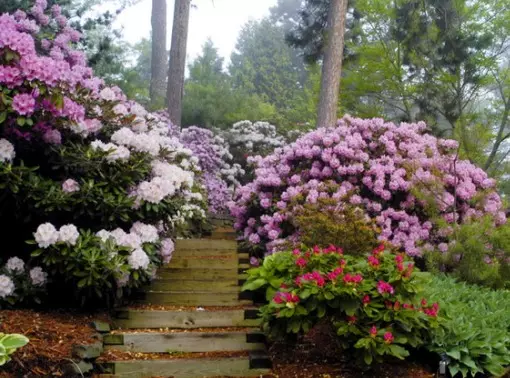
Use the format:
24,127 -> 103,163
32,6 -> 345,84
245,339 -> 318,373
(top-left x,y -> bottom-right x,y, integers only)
0,309 -> 110,376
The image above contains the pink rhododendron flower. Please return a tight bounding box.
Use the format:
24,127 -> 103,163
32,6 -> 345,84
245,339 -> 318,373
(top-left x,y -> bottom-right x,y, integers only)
377,281 -> 395,295
12,93 -> 36,115
384,332 -> 394,344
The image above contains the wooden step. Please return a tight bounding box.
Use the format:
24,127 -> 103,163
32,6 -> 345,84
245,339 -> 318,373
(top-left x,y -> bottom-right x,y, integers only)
138,291 -> 252,306
166,258 -> 239,269
102,357 -> 269,377
148,279 -> 239,291
175,239 -> 237,251
113,308 -> 261,329
206,231 -> 237,240
104,330 -> 265,353
156,268 -> 248,280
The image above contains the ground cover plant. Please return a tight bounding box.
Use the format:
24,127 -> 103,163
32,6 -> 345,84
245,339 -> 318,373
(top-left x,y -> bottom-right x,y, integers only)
423,275 -> 510,377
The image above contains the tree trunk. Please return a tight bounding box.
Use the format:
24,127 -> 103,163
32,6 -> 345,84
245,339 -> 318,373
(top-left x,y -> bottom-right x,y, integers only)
167,0 -> 191,127
316,0 -> 348,128
150,0 -> 167,108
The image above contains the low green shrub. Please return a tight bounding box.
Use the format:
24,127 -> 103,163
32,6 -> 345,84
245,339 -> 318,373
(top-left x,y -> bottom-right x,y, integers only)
426,216 -> 510,289
423,275 -> 510,377
0,333 -> 29,366
243,244 -> 439,364
292,198 -> 380,256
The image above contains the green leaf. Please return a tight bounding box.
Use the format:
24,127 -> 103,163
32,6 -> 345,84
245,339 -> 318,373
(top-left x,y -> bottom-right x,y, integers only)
0,112 -> 6,124
0,334 -> 29,350
446,349 -> 461,360
242,278 -> 266,291
364,352 -> 373,365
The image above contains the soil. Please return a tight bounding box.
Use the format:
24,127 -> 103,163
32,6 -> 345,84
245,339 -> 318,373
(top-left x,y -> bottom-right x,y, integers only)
0,309 -> 110,376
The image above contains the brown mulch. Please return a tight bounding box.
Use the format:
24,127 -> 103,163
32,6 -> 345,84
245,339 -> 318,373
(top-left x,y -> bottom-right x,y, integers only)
0,309 -> 110,376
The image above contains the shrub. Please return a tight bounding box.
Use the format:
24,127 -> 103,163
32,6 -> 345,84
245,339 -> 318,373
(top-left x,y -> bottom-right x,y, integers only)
0,333 -> 29,366
180,126 -> 244,214
220,120 -> 285,183
423,275 -> 510,377
243,244 -> 439,365
0,257 -> 47,307
230,116 -> 506,256
292,198 -> 379,256
426,216 -> 510,288
0,2 -> 207,305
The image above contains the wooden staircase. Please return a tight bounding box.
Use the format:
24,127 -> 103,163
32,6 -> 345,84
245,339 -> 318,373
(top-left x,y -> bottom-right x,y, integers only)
97,227 -> 271,378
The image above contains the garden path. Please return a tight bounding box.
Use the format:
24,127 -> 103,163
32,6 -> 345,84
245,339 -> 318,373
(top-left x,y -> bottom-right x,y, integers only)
97,223 -> 271,378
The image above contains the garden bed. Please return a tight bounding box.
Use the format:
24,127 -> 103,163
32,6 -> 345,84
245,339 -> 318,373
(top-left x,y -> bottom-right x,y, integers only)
0,309 -> 110,376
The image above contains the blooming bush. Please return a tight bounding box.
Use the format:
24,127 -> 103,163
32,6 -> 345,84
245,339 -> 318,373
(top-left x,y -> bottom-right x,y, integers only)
0,257 -> 47,307
180,126 -> 244,214
220,120 -> 285,183
243,244 -> 439,364
230,116 -> 506,256
423,275 -> 510,377
0,333 -> 29,366
0,2 -> 207,305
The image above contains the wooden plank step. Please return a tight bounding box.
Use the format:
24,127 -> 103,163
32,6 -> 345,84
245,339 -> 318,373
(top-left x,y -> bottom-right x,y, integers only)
148,279 -> 239,291
172,248 -> 237,257
105,357 -> 270,377
206,231 -> 237,240
113,309 -> 261,329
166,258 -> 239,269
156,268 -> 247,280
138,291 -> 252,306
175,239 -> 237,251
104,331 -> 265,353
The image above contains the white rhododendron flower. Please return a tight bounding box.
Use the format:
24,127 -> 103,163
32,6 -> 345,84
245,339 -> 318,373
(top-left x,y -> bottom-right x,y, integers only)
58,224 -> 80,245
96,229 -> 112,243
0,139 -> 15,163
29,267 -> 48,286
6,257 -> 25,274
62,179 -> 80,193
34,223 -> 59,248
130,222 -> 159,243
128,248 -> 150,270
0,275 -> 15,298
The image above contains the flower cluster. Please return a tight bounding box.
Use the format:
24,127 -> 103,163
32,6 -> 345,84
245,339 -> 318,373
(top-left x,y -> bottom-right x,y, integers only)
230,116 -> 506,256
0,256 -> 47,305
180,126 -> 244,213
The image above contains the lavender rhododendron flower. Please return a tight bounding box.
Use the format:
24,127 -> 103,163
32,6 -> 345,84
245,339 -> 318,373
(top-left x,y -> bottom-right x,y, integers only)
230,116 -> 506,256
0,275 -> 15,298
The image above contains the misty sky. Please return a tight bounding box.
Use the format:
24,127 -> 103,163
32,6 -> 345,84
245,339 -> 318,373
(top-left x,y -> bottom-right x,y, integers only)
115,0 -> 277,63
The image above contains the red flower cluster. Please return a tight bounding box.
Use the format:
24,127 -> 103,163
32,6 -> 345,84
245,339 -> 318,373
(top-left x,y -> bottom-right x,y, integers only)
383,332 -> 394,344
362,295 -> 371,305
368,255 -> 380,268
343,273 -> 363,285
372,244 -> 385,256
326,267 -> 344,281
369,325 -> 377,337
295,271 -> 326,287
295,257 -> 307,268
273,291 -> 300,304
377,280 -> 395,295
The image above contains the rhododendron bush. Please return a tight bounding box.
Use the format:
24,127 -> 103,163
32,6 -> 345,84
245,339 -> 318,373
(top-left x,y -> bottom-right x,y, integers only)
0,2 -> 207,305
243,244 -> 439,364
219,120 -> 285,183
179,126 -> 244,214
230,116 -> 506,257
